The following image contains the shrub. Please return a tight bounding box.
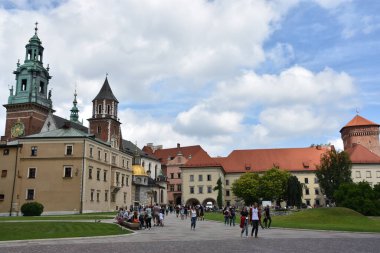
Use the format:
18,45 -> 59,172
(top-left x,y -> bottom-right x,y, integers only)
21,202 -> 44,216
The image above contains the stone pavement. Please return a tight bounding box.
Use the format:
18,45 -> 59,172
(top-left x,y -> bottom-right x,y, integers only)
0,213 -> 379,253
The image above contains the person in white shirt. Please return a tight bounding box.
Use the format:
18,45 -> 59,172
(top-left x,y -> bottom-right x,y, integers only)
190,206 -> 197,230
250,203 -> 259,238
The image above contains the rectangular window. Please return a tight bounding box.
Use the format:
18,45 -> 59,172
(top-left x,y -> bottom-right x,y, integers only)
377,171 -> 380,178
21,79 -> 27,91
112,155 -> 116,165
26,189 -> 34,200
177,184 -> 182,191
190,186 -> 194,194
306,199 -> 311,206
98,150 -> 101,160
90,190 -> 94,201
116,173 -> 120,186
111,193 -> 116,202
3,149 -> 9,155
304,178 -> 309,184
89,147 -> 93,158
97,169 -> 101,181
190,175 -> 194,182
315,188 -> 319,195
355,171 -> 361,178
96,191 -> 100,202
105,190 -> 108,201
124,192 -> 127,204
170,173 -> 174,179
0,194 -> 4,201
226,190 -> 230,196
122,159 -> 125,167
314,177 -> 318,184
207,186 -> 212,193
177,173 -> 181,179
65,145 -> 73,155
198,186 -> 203,194
121,175 -> 125,186
305,188 -> 310,195
31,146 -> 38,156
28,168 -> 36,179
89,167 -> 93,179
226,179 -> 229,186
170,184 -> 175,191
366,171 -> 372,178
126,176 -> 129,186
198,175 -> 203,181
104,170 -> 107,181
1,170 -> 7,178
64,167 -> 72,178
207,174 -> 212,181
104,153 -> 108,162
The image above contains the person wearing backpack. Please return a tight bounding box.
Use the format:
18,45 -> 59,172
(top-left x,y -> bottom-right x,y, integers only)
229,206 -> 236,226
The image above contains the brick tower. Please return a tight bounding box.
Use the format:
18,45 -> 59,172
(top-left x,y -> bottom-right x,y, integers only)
2,23 -> 53,141
88,77 -> 122,149
340,114 -> 380,156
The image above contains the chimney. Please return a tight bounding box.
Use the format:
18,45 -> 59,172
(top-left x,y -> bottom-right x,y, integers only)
177,143 -> 180,148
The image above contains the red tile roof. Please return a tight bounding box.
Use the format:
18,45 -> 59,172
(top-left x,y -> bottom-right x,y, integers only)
345,143 -> 380,164
182,149 -> 221,168
215,146 -> 330,173
144,145 -> 205,165
340,115 -> 379,132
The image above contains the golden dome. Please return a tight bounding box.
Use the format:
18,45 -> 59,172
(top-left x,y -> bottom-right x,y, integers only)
132,165 -> 148,176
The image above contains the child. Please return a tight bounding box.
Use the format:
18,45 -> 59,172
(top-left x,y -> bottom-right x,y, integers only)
159,211 -> 164,226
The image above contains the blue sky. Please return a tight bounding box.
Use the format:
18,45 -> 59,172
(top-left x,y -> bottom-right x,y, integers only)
0,0 -> 379,156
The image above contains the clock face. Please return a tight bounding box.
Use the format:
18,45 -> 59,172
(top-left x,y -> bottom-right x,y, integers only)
11,121 -> 25,138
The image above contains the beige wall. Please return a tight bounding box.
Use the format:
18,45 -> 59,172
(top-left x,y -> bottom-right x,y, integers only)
224,171 -> 325,208
0,137 -> 134,216
181,166 -> 224,206
0,145 -> 19,216
352,164 -> 380,187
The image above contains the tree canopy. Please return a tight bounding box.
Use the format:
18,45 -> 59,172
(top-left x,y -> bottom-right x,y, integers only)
231,172 -> 260,205
315,149 -> 352,202
286,175 -> 303,208
259,167 -> 290,202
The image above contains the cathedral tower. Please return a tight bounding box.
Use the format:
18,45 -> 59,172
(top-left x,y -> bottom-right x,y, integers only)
2,23 -> 52,141
340,114 -> 380,156
88,77 -> 122,149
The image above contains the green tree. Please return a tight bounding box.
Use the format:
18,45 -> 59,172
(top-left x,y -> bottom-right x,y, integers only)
315,149 -> 352,202
231,173 -> 260,205
334,182 -> 380,216
259,167 -> 290,203
286,175 -> 303,208
213,177 -> 223,208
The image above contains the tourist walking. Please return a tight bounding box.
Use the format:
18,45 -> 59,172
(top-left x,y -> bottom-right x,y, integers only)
145,206 -> 152,230
240,206 -> 249,238
250,203 -> 259,238
190,206 -> 197,230
264,205 -> 272,228
229,206 -> 236,226
224,207 -> 230,225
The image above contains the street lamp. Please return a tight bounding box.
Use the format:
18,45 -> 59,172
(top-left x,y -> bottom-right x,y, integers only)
147,170 -> 153,206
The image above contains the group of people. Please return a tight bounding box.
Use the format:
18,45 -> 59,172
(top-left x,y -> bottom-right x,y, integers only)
239,203 -> 272,238
116,204 -> 168,230
175,204 -> 205,222
223,206 -> 237,226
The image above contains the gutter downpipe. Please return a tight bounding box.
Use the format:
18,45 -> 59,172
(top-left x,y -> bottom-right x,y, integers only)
9,144 -> 20,216
80,138 -> 86,214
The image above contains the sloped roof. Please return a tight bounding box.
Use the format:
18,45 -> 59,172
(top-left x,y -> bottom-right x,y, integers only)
216,146 -> 330,173
22,127 -> 91,138
122,140 -> 158,160
345,144 -> 380,164
181,149 -> 222,168
93,77 -> 118,102
146,145 -> 205,165
340,115 -> 379,132
52,115 -> 88,133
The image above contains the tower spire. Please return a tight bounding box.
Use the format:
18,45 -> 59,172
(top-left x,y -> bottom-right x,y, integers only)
70,87 -> 81,125
35,21 -> 38,35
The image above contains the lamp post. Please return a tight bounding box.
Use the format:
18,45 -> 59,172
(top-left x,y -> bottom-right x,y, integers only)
147,169 -> 153,206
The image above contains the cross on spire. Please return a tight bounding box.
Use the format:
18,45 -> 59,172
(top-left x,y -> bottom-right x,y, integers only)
35,22 -> 38,35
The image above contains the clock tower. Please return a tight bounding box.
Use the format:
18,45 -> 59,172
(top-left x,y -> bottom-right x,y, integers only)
1,23 -> 53,141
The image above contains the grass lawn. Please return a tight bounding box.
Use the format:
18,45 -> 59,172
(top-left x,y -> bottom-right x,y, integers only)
205,207 -> 380,233
0,212 -> 116,221
0,222 -> 130,241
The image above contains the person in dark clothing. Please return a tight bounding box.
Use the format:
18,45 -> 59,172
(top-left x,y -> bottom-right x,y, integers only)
264,205 -> 272,228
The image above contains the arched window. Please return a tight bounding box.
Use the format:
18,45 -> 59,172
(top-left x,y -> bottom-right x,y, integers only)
98,104 -> 102,114
107,104 -> 111,115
